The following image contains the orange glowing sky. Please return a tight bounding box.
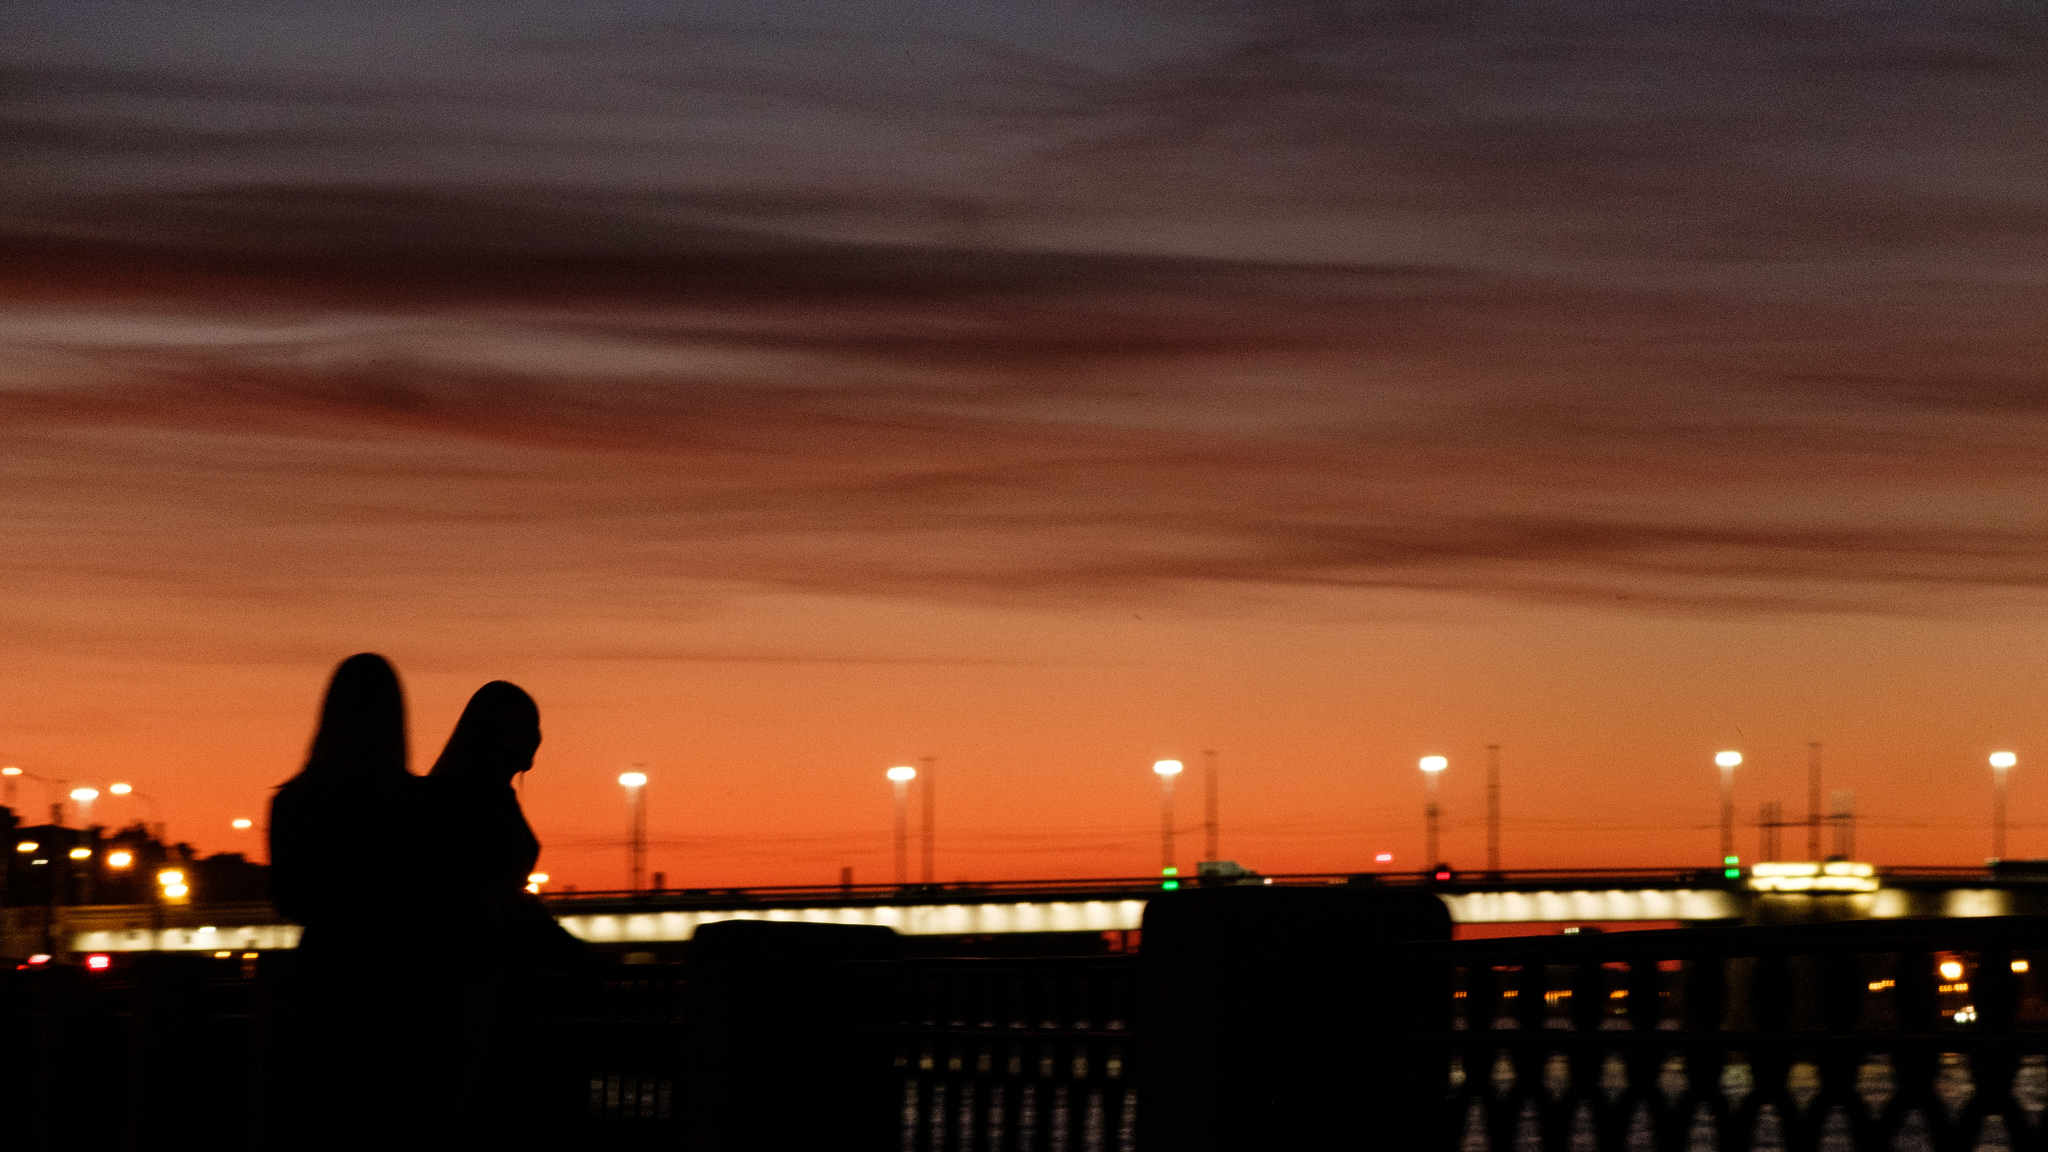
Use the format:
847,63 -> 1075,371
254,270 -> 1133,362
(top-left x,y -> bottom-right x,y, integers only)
6,0 -> 2048,889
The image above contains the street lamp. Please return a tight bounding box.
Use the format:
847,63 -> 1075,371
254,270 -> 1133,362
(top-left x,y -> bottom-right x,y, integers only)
70,787 -> 99,826
618,770 -> 648,892
1715,751 -> 1743,876
4,767 -> 62,822
1154,760 -> 1183,885
1992,752 -> 2018,860
1419,756 -> 1448,869
106,783 -> 164,837
887,766 -> 916,885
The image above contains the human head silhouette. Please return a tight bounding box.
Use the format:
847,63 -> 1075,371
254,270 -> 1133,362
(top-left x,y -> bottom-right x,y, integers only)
301,652 -> 408,781
430,680 -> 541,785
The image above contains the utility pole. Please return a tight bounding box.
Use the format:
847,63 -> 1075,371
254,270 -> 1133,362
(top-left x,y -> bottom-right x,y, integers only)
1202,750 -> 1219,863
1807,743 -> 1823,860
1831,790 -> 1857,858
919,756 -> 936,886
1485,745 -> 1502,875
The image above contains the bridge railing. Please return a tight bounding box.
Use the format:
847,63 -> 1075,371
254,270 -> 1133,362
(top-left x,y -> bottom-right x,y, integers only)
18,895 -> 2048,1151
1430,915 -> 2048,1151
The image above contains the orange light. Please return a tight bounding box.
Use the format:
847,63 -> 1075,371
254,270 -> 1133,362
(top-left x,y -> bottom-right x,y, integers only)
1940,961 -> 1965,980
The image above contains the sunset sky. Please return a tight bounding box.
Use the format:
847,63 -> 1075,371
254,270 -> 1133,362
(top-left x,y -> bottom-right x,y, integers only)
5,0 -> 2048,889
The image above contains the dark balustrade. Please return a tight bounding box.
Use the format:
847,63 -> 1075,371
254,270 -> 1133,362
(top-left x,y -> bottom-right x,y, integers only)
17,901 -> 2048,1151
1430,918 -> 2048,1151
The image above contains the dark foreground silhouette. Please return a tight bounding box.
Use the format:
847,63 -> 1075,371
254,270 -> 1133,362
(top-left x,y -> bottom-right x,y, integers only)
267,654 -> 590,1152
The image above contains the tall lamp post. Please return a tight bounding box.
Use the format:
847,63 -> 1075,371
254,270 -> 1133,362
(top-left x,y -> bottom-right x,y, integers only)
1154,760 -> 1183,884
1420,756 -> 1447,868
4,767 -> 62,824
888,765 -> 916,886
1716,751 -> 1743,876
1992,751 -> 2018,861
108,782 -> 167,839
618,770 -> 648,892
69,787 -> 99,828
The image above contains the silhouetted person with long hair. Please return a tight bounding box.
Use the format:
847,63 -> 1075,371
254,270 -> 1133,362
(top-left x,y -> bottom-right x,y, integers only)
268,654 -> 447,1152
271,653 -> 418,939
427,680 -> 586,970
427,680 -> 589,1150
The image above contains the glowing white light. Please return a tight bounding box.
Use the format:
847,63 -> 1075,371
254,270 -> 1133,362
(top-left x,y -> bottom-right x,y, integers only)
1152,760 -> 1183,777
157,870 -> 184,887
1419,756 -> 1448,773
109,783 -> 132,795
107,851 -> 133,868
231,818 -> 253,829
1715,751 -> 1743,769
618,772 -> 647,788
67,848 -> 89,860
70,787 -> 98,802
0,766 -> 19,776
1375,853 -> 1394,863
163,884 -> 188,898
528,872 -> 549,885
1940,960 -> 1965,980
886,766 -> 916,783
14,841 -> 36,854
1992,752 -> 2018,769
85,954 -> 110,971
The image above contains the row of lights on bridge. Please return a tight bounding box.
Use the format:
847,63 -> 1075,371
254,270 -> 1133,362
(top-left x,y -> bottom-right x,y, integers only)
11,837 -> 188,898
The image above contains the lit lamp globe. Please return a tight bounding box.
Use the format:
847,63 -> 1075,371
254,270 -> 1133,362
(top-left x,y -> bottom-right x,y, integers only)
1153,760 -> 1183,777
887,766 -> 917,783
1419,756 -> 1448,773
618,771 -> 648,788
70,787 -> 99,803
1992,752 -> 2018,770
1715,751 -> 1743,769
109,783 -> 132,795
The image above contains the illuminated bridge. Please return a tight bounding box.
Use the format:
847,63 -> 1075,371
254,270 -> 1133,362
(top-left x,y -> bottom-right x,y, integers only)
44,862 -> 2048,957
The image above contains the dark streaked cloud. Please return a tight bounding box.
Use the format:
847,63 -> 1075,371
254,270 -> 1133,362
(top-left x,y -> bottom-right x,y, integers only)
4,0 -> 2048,633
